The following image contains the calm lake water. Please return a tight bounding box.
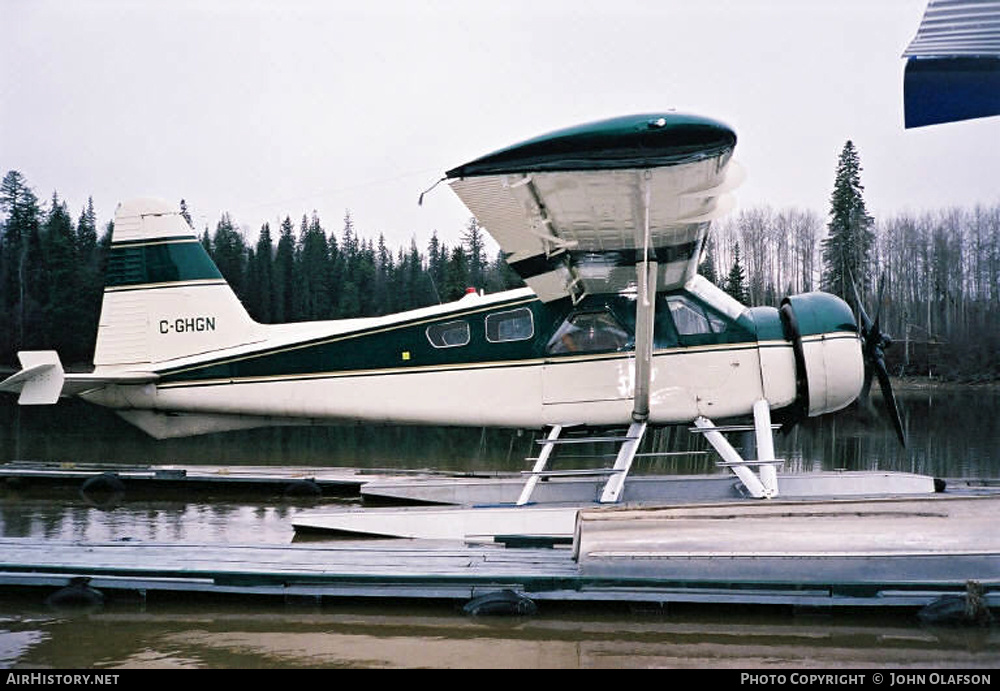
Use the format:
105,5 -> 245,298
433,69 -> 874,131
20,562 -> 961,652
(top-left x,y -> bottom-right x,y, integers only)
2,385 -> 1000,669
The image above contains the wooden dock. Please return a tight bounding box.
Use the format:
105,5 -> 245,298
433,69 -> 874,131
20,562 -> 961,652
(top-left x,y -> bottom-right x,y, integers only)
0,460 -> 501,498
2,493 -> 1000,611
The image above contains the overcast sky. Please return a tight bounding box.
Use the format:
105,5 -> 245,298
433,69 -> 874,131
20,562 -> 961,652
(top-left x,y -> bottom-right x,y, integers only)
2,0 -> 998,250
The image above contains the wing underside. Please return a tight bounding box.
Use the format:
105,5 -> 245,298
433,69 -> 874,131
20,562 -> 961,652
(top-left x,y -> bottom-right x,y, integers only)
446,113 -> 741,302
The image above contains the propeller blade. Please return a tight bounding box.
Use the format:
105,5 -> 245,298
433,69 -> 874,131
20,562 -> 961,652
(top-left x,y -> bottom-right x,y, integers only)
849,271 -> 905,447
874,357 -> 906,448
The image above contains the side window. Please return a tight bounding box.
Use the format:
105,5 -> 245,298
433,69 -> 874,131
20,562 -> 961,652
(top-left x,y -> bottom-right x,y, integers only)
546,311 -> 630,354
706,311 -> 729,334
426,320 -> 470,348
486,307 -> 534,343
667,297 -> 712,336
666,296 -> 730,336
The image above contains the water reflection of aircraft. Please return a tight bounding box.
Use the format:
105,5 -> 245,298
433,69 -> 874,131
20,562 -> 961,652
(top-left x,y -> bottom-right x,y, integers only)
1,112 -> 908,504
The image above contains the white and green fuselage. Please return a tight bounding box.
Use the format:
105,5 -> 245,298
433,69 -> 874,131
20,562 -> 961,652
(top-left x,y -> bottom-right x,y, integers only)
2,114 -> 866,440
62,198 -> 861,439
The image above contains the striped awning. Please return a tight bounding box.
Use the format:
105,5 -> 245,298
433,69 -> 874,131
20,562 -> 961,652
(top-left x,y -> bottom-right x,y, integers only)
903,0 -> 1000,57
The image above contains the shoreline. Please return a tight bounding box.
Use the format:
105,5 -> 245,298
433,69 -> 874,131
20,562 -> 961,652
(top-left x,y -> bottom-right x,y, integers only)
891,375 -> 1000,391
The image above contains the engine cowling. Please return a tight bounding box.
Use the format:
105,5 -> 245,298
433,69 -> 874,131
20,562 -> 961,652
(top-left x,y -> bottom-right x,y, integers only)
779,292 -> 864,417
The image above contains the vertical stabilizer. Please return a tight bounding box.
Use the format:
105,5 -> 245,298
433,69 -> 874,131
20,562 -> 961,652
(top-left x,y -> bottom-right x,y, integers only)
93,199 -> 261,367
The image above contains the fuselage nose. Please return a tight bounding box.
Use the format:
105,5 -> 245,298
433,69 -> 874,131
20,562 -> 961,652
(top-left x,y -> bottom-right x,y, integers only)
800,330 -> 865,416
780,292 -> 865,417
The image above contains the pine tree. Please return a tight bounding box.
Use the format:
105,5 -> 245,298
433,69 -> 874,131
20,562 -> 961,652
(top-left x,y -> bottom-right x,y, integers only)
426,232 -> 446,304
374,233 -> 394,315
76,197 -> 97,254
407,239 -> 429,307
326,226 -> 340,318
20,208 -> 46,351
75,198 -> 102,361
0,171 -> 41,360
699,234 -> 719,284
246,222 -> 275,322
462,217 -> 487,290
821,140 -> 875,302
211,213 -> 247,300
297,211 -> 331,319
443,244 -> 470,301
273,216 -> 296,322
38,193 -> 81,361
484,249 -> 523,293
356,238 -> 377,316
724,242 -> 748,304
336,211 -> 360,317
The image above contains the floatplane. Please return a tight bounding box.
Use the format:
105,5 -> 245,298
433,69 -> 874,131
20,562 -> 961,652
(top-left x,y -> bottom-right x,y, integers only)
1,113 -> 935,541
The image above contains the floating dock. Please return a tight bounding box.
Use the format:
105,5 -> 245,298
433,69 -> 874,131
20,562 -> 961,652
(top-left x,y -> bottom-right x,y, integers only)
4,460 -> 998,611
0,460 -> 496,498
291,470 -> 941,540
356,470 -> 941,506
2,492 -> 1000,611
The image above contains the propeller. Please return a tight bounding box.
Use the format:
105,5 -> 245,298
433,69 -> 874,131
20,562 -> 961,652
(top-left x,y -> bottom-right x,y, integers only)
850,274 -> 906,447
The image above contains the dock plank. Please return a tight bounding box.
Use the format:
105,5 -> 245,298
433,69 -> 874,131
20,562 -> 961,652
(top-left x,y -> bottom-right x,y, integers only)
0,461 -> 470,496
0,538 -> 579,580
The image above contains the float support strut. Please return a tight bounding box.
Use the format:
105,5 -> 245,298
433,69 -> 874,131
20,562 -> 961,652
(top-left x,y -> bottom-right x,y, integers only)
694,400 -> 781,499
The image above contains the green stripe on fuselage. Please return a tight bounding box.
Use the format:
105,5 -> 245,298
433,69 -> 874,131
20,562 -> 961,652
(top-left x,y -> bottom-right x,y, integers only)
158,295 -> 548,384
156,291 -> 762,387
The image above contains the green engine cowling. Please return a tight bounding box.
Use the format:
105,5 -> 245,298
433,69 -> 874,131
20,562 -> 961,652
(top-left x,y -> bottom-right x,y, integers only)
779,292 -> 864,417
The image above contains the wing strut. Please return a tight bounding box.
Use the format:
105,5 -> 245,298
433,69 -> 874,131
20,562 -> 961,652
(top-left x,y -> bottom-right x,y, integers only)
632,171 -> 656,422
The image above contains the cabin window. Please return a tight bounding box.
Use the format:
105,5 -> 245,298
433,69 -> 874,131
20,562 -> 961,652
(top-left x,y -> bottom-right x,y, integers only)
486,307 -> 534,343
546,310 -> 630,354
707,311 -> 729,333
666,296 -> 728,336
426,320 -> 470,348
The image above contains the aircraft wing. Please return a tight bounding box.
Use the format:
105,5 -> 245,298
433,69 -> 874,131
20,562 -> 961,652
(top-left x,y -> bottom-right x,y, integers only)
0,351 -> 157,405
902,0 -> 1000,128
446,113 -> 741,302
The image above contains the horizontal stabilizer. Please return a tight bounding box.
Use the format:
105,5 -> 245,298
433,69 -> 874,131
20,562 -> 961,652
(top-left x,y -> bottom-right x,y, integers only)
0,352 -> 64,405
0,351 -> 158,405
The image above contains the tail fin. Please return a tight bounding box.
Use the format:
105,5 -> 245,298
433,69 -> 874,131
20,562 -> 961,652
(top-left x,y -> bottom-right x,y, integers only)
94,199 -> 261,368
